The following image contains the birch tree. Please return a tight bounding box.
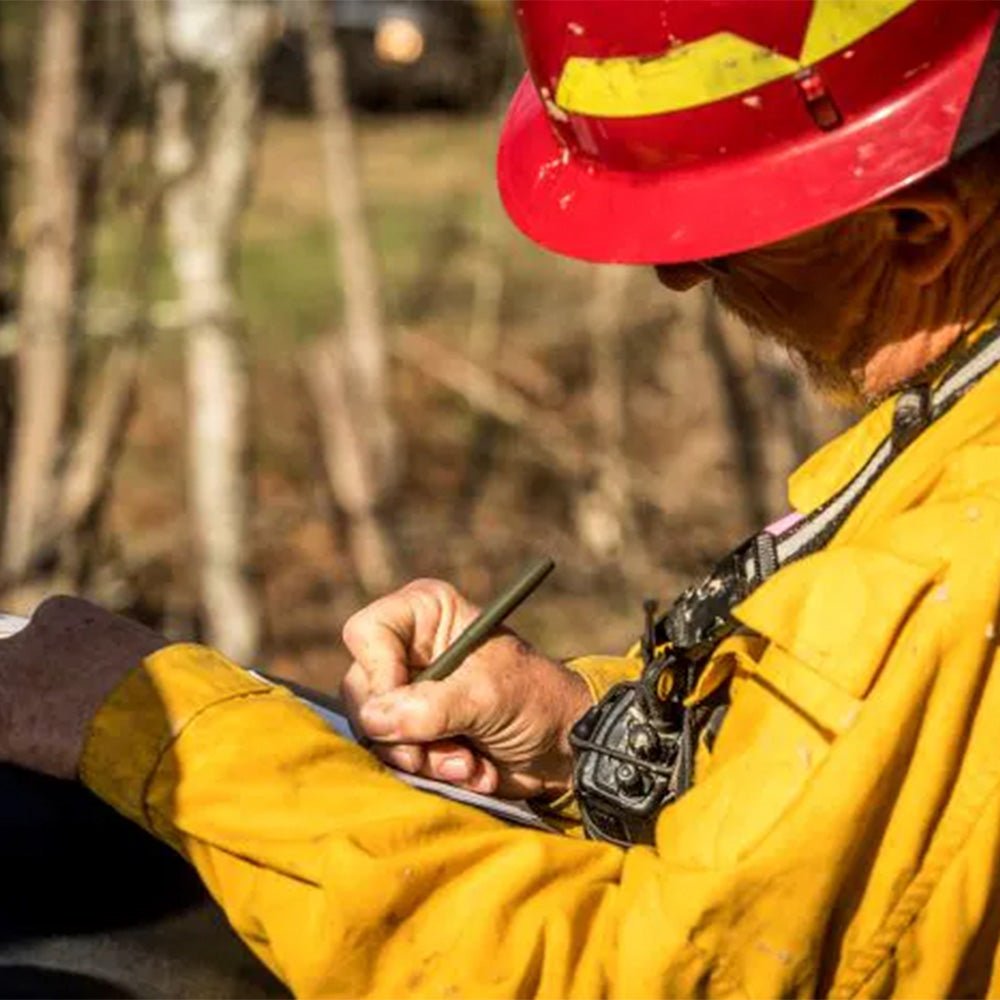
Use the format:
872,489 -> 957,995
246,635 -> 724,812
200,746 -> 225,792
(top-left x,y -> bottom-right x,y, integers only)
2,0 -> 83,578
134,0 -> 271,661
50,3 -> 154,586
575,265 -> 642,565
302,1 -> 400,594
453,172 -> 508,524
0,4 -> 13,320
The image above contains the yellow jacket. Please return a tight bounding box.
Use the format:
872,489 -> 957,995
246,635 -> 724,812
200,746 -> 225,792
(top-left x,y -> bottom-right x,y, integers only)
82,351 -> 1000,998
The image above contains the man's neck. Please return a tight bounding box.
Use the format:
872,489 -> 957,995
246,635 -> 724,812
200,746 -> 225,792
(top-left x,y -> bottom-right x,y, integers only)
855,264 -> 1000,403
858,318 -> 969,400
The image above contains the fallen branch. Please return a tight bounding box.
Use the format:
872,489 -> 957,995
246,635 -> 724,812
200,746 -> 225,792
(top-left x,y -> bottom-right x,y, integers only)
57,339 -> 143,535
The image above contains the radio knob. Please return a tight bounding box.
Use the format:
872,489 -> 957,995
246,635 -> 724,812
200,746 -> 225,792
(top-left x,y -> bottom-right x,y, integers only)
628,723 -> 662,762
616,762 -> 645,797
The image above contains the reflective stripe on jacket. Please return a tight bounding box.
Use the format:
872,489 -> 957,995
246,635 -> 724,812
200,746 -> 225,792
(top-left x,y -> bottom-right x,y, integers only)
82,344 -> 1000,998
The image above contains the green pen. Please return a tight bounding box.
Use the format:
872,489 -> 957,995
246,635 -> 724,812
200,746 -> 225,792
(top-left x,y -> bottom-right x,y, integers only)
413,556 -> 556,683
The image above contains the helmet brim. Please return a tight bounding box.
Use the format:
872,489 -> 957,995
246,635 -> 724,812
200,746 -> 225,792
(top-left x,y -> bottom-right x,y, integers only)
496,55 -> 983,266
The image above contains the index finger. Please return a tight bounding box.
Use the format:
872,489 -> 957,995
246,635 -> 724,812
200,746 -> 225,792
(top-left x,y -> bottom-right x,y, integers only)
341,592 -> 417,698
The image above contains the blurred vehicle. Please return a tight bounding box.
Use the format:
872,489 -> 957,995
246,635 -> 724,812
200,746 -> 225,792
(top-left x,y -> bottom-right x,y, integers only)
265,0 -> 510,112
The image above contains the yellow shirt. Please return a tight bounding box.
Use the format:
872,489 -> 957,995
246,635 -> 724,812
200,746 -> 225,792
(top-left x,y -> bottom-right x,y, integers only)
82,342 -> 1000,998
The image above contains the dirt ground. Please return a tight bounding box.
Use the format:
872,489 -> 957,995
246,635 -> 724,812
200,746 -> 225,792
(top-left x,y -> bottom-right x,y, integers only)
91,111 -> 845,693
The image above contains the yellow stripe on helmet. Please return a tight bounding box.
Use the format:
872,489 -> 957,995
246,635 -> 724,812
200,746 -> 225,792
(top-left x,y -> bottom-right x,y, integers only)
554,0 -> 918,119
801,0 -> 916,64
556,32 -> 797,118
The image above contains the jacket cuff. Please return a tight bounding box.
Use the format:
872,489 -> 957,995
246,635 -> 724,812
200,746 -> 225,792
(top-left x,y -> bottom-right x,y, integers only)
564,654 -> 642,704
530,786 -> 585,836
0,596 -> 170,781
528,655 -> 642,832
79,644 -> 271,838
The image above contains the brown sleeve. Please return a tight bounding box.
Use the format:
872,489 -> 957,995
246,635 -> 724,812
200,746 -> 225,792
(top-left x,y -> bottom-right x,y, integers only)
0,596 -> 168,779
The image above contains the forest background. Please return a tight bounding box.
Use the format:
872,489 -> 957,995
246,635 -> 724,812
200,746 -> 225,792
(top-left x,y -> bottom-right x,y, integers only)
0,0 -> 845,692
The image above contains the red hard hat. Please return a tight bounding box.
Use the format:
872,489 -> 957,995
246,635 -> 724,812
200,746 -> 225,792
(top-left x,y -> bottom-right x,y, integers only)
497,0 -> 1000,264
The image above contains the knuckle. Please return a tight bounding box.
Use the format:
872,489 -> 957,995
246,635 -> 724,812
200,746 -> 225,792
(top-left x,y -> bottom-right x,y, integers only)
400,579 -> 435,606
378,743 -> 422,773
342,603 -> 395,655
462,673 -> 500,716
424,698 -> 450,735
341,662 -> 367,696
403,577 -> 459,605
340,610 -> 367,649
401,690 -> 446,737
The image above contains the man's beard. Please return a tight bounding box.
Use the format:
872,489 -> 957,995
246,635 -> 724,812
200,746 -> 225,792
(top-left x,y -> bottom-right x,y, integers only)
704,212 -> 904,409
711,279 -> 867,408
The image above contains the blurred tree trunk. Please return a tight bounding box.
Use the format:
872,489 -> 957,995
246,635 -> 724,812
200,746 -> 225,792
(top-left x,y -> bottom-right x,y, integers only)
452,186 -> 506,529
2,0 -> 84,578
700,290 -> 848,528
302,340 -> 397,595
700,291 -> 771,530
54,158 -> 160,581
135,0 -> 270,662
0,4 -> 16,526
0,2 -> 13,315
52,3 -> 153,591
303,1 -> 399,594
575,265 -> 645,569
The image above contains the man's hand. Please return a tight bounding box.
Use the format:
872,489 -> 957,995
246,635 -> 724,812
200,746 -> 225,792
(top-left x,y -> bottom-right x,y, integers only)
341,579 -> 592,799
0,596 -> 167,780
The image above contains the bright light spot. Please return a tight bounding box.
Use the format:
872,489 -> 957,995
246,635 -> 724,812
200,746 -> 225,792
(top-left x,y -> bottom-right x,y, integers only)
374,16 -> 425,65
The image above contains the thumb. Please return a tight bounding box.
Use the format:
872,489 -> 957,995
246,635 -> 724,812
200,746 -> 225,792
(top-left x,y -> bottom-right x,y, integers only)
359,678 -> 483,744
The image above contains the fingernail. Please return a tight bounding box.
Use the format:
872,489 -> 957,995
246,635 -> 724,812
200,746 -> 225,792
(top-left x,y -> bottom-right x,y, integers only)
439,756 -> 471,781
393,747 -> 420,772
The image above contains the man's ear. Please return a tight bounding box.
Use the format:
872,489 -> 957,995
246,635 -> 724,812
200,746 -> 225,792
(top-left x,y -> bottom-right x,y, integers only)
873,183 -> 969,286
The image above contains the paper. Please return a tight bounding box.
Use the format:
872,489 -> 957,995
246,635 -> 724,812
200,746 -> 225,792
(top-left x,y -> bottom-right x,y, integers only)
0,613 -> 28,639
251,672 -> 553,832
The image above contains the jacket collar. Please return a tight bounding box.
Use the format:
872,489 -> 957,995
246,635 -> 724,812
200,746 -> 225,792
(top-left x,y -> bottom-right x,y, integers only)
787,312 -> 1000,514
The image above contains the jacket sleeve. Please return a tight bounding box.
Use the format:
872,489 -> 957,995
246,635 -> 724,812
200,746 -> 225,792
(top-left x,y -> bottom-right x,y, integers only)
82,648 -> 641,998
564,652 -> 642,703
70,629 -> 857,999
81,640 -> 786,999
78,499 -> 1000,1000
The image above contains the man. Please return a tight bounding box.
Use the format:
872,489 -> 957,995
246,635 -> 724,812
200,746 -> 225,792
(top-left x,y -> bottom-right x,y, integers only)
2,0 -> 1000,995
